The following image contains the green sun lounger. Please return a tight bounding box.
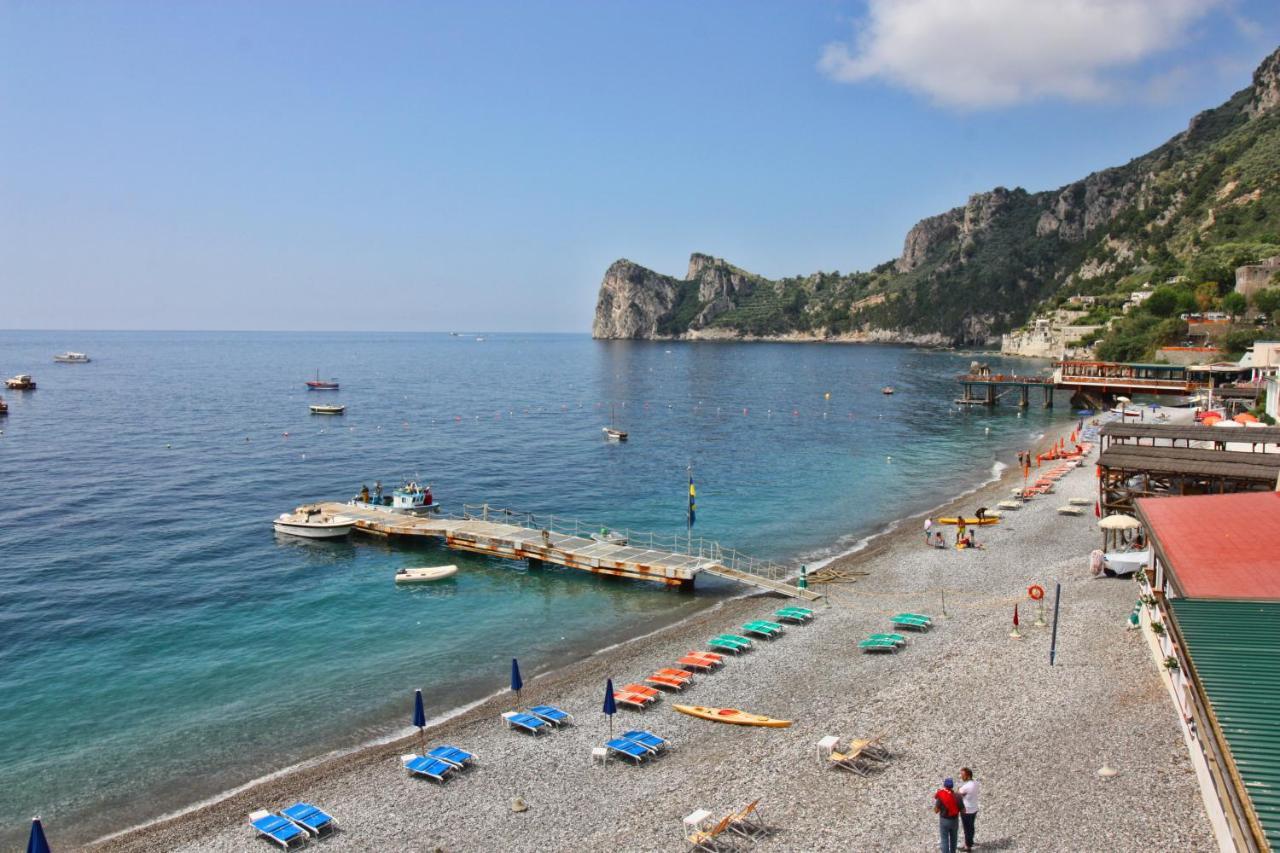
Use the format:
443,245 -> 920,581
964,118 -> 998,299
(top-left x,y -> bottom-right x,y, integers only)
720,633 -> 755,646
859,638 -> 899,653
742,621 -> 784,639
867,633 -> 907,646
709,636 -> 750,654
891,616 -> 931,631
891,612 -> 932,624
775,608 -> 813,624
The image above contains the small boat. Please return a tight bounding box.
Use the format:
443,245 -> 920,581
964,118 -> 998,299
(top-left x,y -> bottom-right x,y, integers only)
590,528 -> 628,546
53,352 -> 90,363
306,370 -> 339,390
273,506 -> 354,538
673,705 -> 792,728
394,565 -> 458,583
5,375 -> 36,390
936,516 -> 999,526
881,386 -> 895,395
310,404 -> 346,415
603,404 -> 627,441
350,481 -> 440,515
0,397 -> 7,415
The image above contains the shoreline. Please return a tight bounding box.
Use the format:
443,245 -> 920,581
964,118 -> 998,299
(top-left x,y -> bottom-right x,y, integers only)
88,452 -> 1027,850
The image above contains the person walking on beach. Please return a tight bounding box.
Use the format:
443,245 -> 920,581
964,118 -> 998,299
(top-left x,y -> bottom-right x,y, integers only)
924,517 -> 933,545
934,777 -> 963,853
958,767 -> 980,851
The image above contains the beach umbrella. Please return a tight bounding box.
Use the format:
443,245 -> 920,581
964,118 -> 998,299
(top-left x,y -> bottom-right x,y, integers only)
412,689 -> 426,755
602,678 -> 617,737
27,817 -> 50,853
1201,413 -> 1222,425
1235,413 -> 1259,424
510,658 -> 523,703
1098,514 -> 1140,530
1115,396 -> 1130,404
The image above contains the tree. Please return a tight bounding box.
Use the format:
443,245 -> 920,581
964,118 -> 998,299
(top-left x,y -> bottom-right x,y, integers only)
1222,291 -> 1247,320
1254,287 -> 1280,317
1144,287 -> 1180,318
1194,281 -> 1219,312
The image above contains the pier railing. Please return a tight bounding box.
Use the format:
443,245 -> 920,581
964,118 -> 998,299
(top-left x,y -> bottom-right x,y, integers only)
458,503 -> 796,583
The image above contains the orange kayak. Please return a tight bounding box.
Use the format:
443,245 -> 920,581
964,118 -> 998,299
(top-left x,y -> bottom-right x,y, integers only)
673,704 -> 792,727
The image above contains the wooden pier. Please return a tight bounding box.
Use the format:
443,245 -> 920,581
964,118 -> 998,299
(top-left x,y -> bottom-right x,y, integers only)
956,373 -> 1055,408
312,502 -> 823,601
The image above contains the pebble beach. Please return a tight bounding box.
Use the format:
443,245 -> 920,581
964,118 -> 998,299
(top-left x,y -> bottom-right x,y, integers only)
93,418 -> 1214,853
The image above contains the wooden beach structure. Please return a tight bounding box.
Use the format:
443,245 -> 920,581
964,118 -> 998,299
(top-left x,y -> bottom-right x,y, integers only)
1100,422 -> 1280,452
310,502 -> 823,601
956,360 -> 1216,409
1096,441 -> 1280,516
955,371 -> 1055,408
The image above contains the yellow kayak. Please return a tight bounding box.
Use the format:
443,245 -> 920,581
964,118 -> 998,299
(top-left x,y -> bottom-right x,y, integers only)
937,517 -> 999,526
673,704 -> 792,727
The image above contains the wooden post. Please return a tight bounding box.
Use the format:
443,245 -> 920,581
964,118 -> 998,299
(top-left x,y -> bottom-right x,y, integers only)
986,383 -> 996,405
1020,385 -> 1029,407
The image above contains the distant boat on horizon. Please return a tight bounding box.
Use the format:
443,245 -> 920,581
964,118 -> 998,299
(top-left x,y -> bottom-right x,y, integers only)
306,370 -> 339,390
54,351 -> 90,363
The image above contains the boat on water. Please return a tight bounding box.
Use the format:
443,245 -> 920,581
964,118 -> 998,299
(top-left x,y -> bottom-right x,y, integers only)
673,705 -> 792,728
0,397 -> 7,415
54,352 -> 90,363
306,370 -> 339,390
349,481 -> 440,515
881,386 -> 895,395
5,375 -> 36,390
590,528 -> 628,546
273,505 -> 354,538
310,404 -> 346,415
394,565 -> 458,583
603,404 -> 628,441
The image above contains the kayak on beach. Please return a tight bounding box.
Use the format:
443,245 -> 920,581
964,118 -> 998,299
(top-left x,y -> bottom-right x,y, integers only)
673,704 -> 792,727
936,517 -> 1000,526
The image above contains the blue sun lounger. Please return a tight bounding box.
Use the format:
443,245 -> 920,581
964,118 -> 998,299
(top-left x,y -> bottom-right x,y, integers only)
502,711 -> 549,734
427,745 -> 476,768
621,730 -> 667,753
402,753 -> 454,783
605,737 -> 652,764
530,705 -> 573,726
249,810 -> 307,849
281,802 -> 336,837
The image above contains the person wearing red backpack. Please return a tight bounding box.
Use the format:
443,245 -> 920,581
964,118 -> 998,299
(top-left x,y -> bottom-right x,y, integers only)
933,777 -> 963,853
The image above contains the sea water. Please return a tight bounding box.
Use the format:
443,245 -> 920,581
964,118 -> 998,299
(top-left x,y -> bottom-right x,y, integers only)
0,331 -> 1062,843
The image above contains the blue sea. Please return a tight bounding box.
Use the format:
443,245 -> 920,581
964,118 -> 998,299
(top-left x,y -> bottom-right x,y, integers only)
0,331 -> 1063,845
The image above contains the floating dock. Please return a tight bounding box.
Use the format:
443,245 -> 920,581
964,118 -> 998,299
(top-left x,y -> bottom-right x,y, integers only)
309,502 -> 822,602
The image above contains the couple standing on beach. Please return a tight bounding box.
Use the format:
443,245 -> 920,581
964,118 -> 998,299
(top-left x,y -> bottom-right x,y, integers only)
933,768 -> 980,853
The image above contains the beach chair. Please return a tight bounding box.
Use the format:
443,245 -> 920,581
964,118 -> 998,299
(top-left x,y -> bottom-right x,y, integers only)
613,690 -> 654,709
850,735 -> 891,763
621,729 -> 668,753
827,744 -> 874,775
249,810 -> 307,849
402,753 -> 454,783
687,814 -> 735,852
775,607 -> 813,623
892,612 -> 931,623
502,711 -> 549,734
742,621 -> 783,639
605,737 -> 651,764
622,683 -> 662,701
645,673 -> 689,691
680,654 -> 719,672
891,617 -> 931,632
720,633 -> 755,646
867,633 -> 907,646
654,667 -> 694,683
859,638 -> 898,653
725,798 -> 768,842
280,802 -> 336,838
708,637 -> 748,654
427,745 -> 476,768
530,704 -> 573,726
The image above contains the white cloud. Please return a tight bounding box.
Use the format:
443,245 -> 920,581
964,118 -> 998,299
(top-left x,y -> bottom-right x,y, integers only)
819,0 -> 1223,108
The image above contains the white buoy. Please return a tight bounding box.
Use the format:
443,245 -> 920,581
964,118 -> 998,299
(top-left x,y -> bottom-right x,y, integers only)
886,455 -> 892,463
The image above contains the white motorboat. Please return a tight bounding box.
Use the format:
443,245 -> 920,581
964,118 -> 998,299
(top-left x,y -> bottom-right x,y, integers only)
310,404 -> 346,415
349,481 -> 440,515
1103,549 -> 1150,576
394,565 -> 458,583
273,506 -> 354,539
5,374 -> 36,390
54,352 -> 91,363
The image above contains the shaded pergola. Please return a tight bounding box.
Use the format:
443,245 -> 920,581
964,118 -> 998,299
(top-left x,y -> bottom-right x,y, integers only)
1098,444 -> 1280,515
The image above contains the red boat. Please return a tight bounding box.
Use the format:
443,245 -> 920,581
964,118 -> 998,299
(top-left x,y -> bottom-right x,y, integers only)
306,370 -> 339,391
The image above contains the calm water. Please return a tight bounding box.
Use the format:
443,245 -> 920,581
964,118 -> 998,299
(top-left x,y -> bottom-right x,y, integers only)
0,331 -> 1063,843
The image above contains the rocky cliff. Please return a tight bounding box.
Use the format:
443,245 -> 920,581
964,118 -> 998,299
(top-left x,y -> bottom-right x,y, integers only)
593,46 -> 1280,345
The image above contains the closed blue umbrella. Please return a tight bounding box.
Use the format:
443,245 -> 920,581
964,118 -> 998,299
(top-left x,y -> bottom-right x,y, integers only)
412,689 -> 426,754
27,817 -> 51,853
510,658 -> 523,703
603,678 -> 617,737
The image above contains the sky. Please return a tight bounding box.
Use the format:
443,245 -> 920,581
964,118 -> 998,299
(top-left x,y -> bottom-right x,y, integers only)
2,1 -> 1279,332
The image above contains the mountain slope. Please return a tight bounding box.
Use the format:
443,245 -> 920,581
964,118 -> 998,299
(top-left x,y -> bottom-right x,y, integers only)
592,46 -> 1280,345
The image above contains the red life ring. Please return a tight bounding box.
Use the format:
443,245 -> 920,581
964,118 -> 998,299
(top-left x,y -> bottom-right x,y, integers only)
1028,584 -> 1045,601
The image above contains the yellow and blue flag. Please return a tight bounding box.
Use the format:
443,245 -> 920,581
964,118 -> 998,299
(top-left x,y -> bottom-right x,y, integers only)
688,474 -> 696,527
